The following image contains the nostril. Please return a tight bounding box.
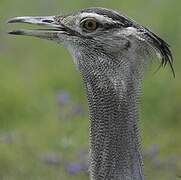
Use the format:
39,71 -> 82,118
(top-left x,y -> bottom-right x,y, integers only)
42,19 -> 54,23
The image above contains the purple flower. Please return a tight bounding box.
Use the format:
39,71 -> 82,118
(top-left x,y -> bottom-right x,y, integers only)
71,104 -> 84,116
143,144 -> 159,158
0,132 -> 16,144
78,149 -> 88,158
57,92 -> 70,106
65,162 -> 83,175
151,159 -> 163,169
41,153 -> 61,166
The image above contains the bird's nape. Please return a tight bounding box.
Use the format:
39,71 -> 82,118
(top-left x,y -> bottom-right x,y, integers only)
136,27 -> 175,77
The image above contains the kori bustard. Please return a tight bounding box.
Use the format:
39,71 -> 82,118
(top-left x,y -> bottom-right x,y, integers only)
8,7 -> 174,180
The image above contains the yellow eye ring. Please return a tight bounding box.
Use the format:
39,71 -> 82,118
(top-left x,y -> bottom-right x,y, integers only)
81,18 -> 98,32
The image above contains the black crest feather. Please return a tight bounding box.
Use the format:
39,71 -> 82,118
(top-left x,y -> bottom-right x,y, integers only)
139,27 -> 175,77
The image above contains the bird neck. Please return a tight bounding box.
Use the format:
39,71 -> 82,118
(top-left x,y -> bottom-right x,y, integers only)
83,71 -> 144,180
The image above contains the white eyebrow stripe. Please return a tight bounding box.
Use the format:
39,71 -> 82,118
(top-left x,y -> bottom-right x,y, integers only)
122,27 -> 139,36
80,12 -> 122,24
120,27 -> 143,38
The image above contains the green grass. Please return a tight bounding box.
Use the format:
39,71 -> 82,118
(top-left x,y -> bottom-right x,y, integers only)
0,0 -> 181,179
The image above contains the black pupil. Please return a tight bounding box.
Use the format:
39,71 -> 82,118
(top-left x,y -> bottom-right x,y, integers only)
81,19 -> 98,31
87,21 -> 94,28
87,21 -> 96,29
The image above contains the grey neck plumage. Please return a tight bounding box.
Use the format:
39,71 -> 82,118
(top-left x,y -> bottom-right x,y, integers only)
85,75 -> 144,180
73,47 -> 145,180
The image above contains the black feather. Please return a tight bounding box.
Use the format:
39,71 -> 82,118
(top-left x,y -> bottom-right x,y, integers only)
139,27 -> 175,77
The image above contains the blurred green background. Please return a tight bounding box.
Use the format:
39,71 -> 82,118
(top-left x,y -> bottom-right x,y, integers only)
0,0 -> 181,179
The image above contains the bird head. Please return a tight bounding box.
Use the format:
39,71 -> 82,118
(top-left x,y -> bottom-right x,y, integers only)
8,7 -> 174,78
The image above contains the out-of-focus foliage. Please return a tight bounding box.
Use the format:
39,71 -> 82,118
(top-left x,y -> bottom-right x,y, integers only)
0,0 -> 181,179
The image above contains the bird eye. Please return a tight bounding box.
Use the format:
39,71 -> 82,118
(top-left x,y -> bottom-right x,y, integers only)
81,18 -> 98,32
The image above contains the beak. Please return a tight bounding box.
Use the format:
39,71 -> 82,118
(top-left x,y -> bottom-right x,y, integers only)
7,16 -> 66,40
